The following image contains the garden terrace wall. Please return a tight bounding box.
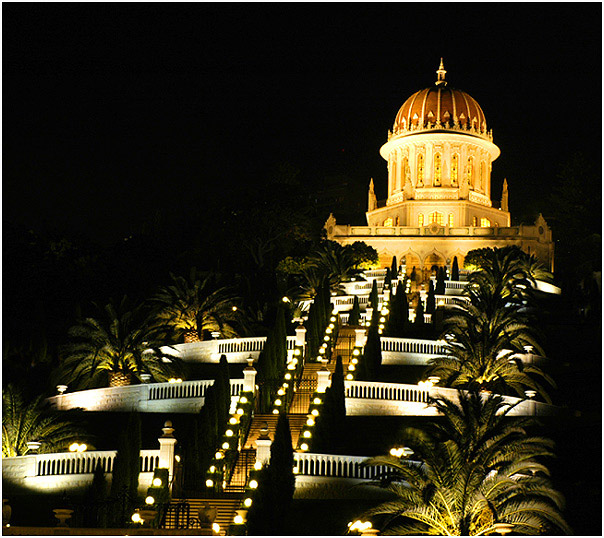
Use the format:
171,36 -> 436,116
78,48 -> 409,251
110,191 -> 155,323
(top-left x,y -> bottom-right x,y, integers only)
158,336 -> 297,364
2,449 -> 160,495
47,379 -> 245,413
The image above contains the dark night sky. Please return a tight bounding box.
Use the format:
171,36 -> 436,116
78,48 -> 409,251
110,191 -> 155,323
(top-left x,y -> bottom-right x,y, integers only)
3,3 -> 602,242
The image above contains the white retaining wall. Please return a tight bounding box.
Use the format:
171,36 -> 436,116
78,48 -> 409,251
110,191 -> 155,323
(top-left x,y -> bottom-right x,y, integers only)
47,379 -> 244,413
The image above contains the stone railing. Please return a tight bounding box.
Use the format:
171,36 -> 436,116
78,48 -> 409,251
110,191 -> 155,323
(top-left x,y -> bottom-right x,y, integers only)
363,269 -> 388,279
338,312 -> 367,325
293,453 -> 388,480
331,294 -> 384,314
435,294 -> 470,306
345,380 -> 430,404
3,449 -> 161,495
47,379 -> 245,413
341,380 -> 555,417
159,336 -> 297,363
381,337 -> 447,356
329,223 -> 542,239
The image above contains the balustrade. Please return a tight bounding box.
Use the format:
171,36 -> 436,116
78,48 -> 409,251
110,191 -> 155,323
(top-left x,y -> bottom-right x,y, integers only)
380,337 -> 447,355
32,449 -> 162,477
293,453 -> 387,480
345,381 -> 429,403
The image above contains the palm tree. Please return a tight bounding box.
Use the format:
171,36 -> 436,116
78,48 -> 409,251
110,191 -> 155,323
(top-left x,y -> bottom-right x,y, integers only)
428,247 -> 554,401
360,391 -> 570,535
2,385 -> 85,457
60,298 -> 181,388
307,241 -> 361,294
150,269 -> 240,343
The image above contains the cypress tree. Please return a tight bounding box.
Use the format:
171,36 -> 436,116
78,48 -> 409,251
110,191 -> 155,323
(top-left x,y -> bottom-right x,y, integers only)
385,285 -> 405,337
415,298 -> 425,325
109,413 -> 141,526
348,296 -> 361,325
257,306 -> 288,411
310,356 -> 346,454
358,326 -> 381,381
400,286 -> 409,333
247,413 -> 294,535
436,267 -> 446,295
452,256 -> 459,280
383,267 -> 391,290
84,463 -> 108,527
369,279 -> 379,311
426,280 -> 436,314
390,255 -> 398,275
215,356 -> 231,429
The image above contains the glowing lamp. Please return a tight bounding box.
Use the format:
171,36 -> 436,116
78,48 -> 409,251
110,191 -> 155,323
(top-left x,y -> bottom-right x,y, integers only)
212,523 -> 221,534
272,409 -> 279,414
239,396 -> 248,404
206,479 -> 214,487
234,515 -> 244,525
351,358 -> 358,364
311,409 -> 319,416
300,443 -> 309,451
215,452 -> 223,459
254,461 -> 262,470
209,465 -> 216,473
303,430 -> 312,438
225,429 -> 234,437
313,397 -> 321,405
285,373 -> 292,380
249,479 -> 258,489
306,418 -> 315,426
229,417 -> 238,425
323,335 -> 330,342
349,364 -> 356,371
152,477 -> 162,487
145,496 -> 155,505
352,349 -> 360,356
222,442 -> 230,450
237,408 -> 244,415
175,455 -> 181,462
346,374 -> 353,380
131,512 -> 142,523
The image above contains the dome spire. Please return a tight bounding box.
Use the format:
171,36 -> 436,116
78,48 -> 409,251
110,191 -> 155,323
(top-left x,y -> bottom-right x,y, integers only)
436,58 -> 447,86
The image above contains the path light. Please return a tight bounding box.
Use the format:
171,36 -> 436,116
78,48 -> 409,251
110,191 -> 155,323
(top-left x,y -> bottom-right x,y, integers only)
427,376 -> 440,385
145,496 -> 155,505
152,477 -> 162,487
330,316 -> 337,322
243,498 -> 252,508
313,397 -> 322,405
175,455 -> 181,462
285,373 -> 292,380
212,523 -> 221,534
306,418 -> 315,426
239,396 -> 248,404
209,465 -> 216,473
351,358 -> 358,365
303,431 -> 312,438
56,385 -> 68,395
524,390 -> 537,399
249,479 -> 258,489
324,335 -> 330,342
234,514 -> 244,525
352,349 -> 360,356
493,522 -> 514,535
131,512 -> 142,524
206,479 -> 214,487
300,443 -> 309,451
253,461 -> 262,470
346,374 -> 353,380
282,296 -> 290,303
293,466 -> 299,474
229,417 -> 238,425
274,399 -> 282,406
222,442 -> 230,450
225,430 -> 234,437
232,306 -> 238,311
215,452 -> 223,460
211,331 -> 221,339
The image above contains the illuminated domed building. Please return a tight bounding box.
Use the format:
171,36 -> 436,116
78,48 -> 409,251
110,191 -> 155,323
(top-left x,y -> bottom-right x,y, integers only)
326,60 -> 554,275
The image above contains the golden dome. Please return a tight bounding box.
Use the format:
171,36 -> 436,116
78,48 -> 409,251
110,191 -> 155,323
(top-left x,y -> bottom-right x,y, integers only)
391,60 -> 490,140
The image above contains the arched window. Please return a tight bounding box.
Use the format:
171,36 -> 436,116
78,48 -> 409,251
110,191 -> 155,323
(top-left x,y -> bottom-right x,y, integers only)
429,211 -> 443,225
384,217 -> 393,227
451,153 -> 459,186
480,161 -> 485,191
480,217 -> 491,227
434,153 -> 442,186
417,154 -> 424,186
418,213 -> 424,226
403,156 -> 410,185
448,213 -> 454,227
467,156 -> 474,189
472,216 -> 478,226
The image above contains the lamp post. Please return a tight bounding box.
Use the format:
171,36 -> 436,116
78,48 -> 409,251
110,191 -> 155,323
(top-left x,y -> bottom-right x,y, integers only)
493,522 -> 514,535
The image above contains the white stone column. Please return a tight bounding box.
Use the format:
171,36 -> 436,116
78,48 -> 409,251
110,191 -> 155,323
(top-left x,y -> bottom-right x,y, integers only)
243,358 -> 257,393
158,421 -> 177,488
255,423 -> 271,466
295,324 -> 306,347
354,329 -> 367,348
316,368 -> 331,394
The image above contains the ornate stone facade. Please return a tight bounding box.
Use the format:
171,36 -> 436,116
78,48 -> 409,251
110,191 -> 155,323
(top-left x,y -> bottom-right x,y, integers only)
325,61 -> 554,273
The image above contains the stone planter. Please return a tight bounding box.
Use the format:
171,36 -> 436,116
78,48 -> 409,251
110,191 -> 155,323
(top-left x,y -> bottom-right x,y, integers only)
108,371 -> 132,387
53,509 -> 73,527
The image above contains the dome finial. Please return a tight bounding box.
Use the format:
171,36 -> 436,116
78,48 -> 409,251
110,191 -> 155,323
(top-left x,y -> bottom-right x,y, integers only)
436,58 -> 447,85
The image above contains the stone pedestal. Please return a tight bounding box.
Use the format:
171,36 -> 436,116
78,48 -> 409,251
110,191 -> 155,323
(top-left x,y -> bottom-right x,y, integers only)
158,421 -> 177,487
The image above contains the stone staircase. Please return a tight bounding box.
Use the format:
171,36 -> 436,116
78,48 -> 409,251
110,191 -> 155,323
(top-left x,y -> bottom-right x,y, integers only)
224,448 -> 255,493
243,413 -> 307,450
166,497 -> 241,535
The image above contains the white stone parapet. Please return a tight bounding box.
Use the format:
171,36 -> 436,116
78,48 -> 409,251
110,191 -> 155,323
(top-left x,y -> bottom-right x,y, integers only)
158,336 -> 297,364
47,379 -> 245,413
3,449 -> 161,495
293,452 -> 388,480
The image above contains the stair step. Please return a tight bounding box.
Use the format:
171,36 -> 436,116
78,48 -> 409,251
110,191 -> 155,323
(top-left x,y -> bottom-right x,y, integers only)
167,498 -> 241,535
